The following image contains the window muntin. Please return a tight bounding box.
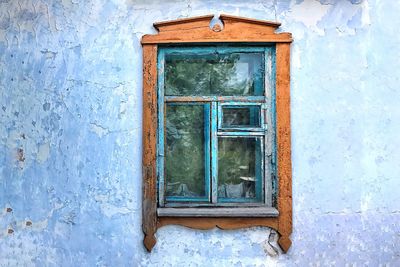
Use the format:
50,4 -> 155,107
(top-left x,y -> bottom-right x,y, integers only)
158,46 -> 275,207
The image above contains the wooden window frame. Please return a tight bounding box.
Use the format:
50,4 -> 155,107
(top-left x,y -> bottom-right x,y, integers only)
142,14 -> 292,253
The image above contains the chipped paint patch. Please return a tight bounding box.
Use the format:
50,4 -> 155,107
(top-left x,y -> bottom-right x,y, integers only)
90,122 -> 109,137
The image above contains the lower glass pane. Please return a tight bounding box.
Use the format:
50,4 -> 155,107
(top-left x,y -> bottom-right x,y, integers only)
165,104 -> 208,199
218,137 -> 262,202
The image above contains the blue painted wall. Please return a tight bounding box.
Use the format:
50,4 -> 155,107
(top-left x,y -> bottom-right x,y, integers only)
1,0 -> 399,265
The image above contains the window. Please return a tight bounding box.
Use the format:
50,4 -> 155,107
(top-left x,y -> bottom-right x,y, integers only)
142,14 -> 292,253
157,46 -> 276,212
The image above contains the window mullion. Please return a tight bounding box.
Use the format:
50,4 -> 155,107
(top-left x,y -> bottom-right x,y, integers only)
204,103 -> 211,203
264,46 -> 274,207
158,49 -> 165,207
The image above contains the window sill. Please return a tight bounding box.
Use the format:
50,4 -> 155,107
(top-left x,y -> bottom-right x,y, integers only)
157,207 -> 279,217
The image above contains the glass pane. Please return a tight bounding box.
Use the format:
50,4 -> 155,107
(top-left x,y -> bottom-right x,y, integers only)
165,52 -> 263,96
218,137 -> 262,201
165,104 -> 207,198
222,105 -> 261,128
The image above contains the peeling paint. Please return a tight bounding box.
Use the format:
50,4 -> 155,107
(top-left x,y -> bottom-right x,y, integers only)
90,122 -> 110,137
1,0 -> 400,266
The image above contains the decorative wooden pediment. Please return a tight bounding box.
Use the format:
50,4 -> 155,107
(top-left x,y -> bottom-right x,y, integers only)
141,14 -> 292,44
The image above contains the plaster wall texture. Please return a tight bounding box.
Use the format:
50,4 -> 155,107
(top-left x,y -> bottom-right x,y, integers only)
0,0 -> 399,266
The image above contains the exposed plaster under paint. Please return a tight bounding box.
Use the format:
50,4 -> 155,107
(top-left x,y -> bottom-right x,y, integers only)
1,0 -> 400,266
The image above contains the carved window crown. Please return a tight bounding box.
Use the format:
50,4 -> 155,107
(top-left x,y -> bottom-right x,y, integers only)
142,14 -> 292,253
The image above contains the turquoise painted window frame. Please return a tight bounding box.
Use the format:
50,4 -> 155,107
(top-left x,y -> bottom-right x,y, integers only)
217,102 -> 267,131
157,45 -> 276,208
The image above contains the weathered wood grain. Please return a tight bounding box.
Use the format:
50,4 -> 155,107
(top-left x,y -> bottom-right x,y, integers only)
142,33 -> 292,44
154,14 -> 215,31
158,217 -> 279,231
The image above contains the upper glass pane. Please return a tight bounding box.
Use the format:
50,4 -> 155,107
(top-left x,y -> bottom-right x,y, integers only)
164,49 -> 264,96
222,105 -> 261,128
165,104 -> 208,199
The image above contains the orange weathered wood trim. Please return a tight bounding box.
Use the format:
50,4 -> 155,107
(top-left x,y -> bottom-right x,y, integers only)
141,34 -> 292,44
142,14 -> 292,253
220,14 -> 281,27
142,44 -> 158,252
158,217 -> 279,230
154,14 -> 215,31
153,14 -> 281,31
275,43 -> 292,252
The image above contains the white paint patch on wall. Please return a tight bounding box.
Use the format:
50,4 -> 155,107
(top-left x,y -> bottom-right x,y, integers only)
286,0 -> 371,37
37,143 -> 50,163
362,0 -> 371,25
288,0 -> 330,34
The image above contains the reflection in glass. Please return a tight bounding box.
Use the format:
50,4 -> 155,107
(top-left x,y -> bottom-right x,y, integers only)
165,52 -> 263,96
165,104 -> 206,197
222,106 -> 261,128
218,137 -> 262,201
